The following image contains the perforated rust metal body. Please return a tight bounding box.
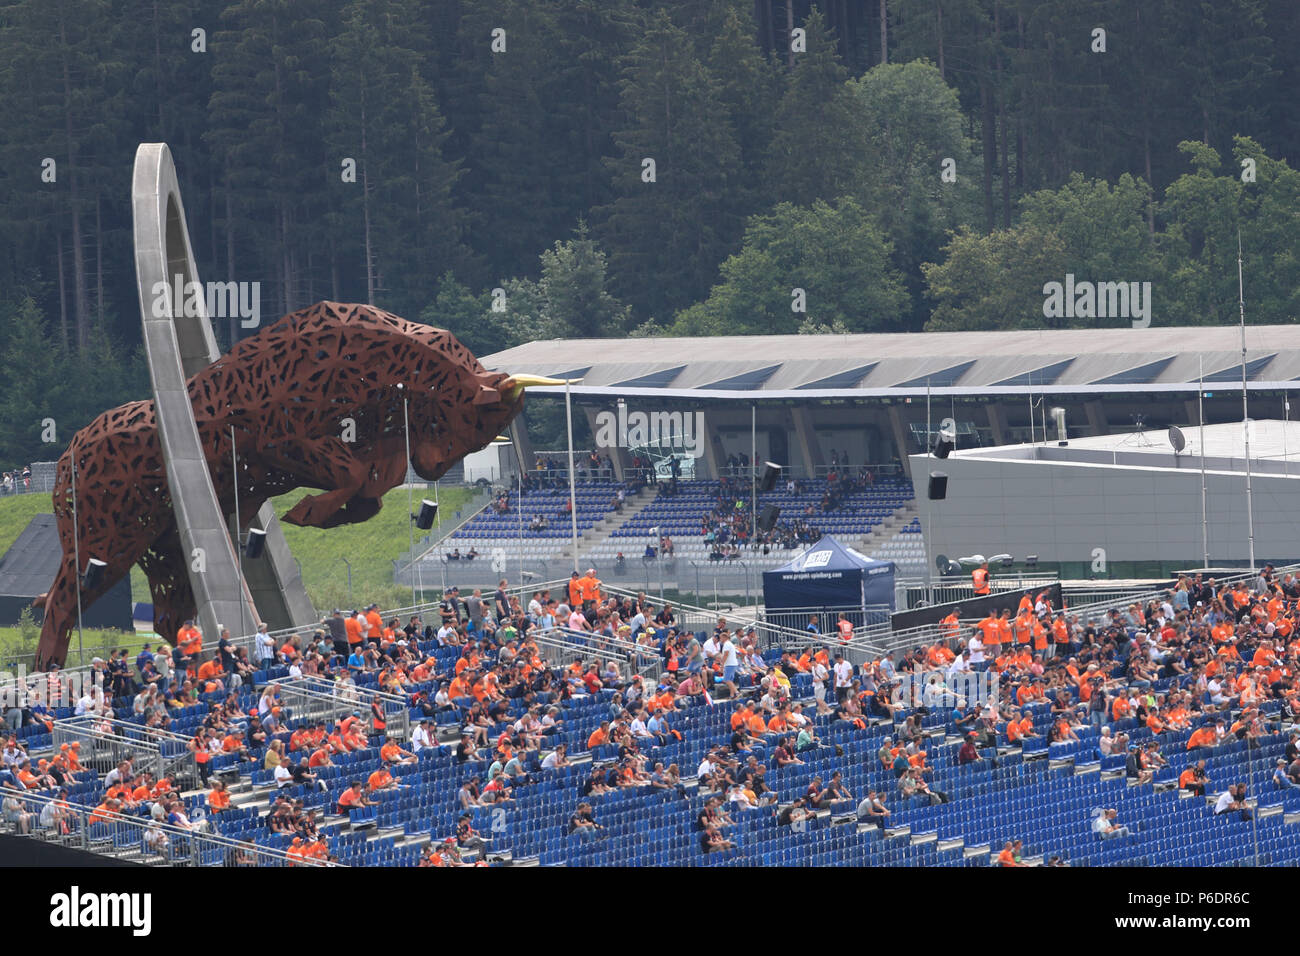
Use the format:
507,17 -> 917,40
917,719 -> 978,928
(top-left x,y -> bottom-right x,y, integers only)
37,301 -> 521,668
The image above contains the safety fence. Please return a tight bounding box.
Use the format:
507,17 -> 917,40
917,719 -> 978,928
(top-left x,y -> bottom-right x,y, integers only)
0,788 -> 327,866
272,676 -> 411,743
52,716 -> 200,791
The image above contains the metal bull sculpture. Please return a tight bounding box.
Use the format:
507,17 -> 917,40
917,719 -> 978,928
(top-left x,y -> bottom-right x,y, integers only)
36,300 -> 555,668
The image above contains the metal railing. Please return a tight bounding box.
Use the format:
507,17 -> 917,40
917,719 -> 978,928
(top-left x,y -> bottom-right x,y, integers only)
273,677 -> 410,742
1059,562 -> 1300,625
895,573 -> 1060,610
0,467 -> 55,497
0,787 -> 328,866
531,626 -> 662,685
760,605 -> 893,636
52,715 -> 200,791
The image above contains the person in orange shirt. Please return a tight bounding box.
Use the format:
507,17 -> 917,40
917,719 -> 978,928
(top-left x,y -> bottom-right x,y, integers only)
176,620 -> 203,657
994,609 -> 1013,649
587,722 -> 610,750
336,781 -> 373,815
367,767 -> 397,792
380,741 -> 417,766
976,613 -> 1000,651
60,742 -> 82,773
365,604 -> 384,638
939,610 -> 960,645
88,798 -> 120,826
208,780 -> 232,812
767,711 -> 788,734
448,674 -> 470,701
1032,618 -> 1048,653
131,775 -> 155,803
747,709 -> 769,736
289,727 -> 312,753
1111,694 -> 1131,721
997,841 -> 1021,866
1186,726 -> 1217,750
730,704 -> 750,731
1017,592 -> 1034,615
1179,760 -> 1208,796
1006,717 -> 1023,744
344,613 -> 364,648
308,746 -> 333,768
286,836 -> 309,865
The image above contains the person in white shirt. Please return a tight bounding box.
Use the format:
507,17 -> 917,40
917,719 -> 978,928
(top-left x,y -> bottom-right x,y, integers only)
1098,726 -> 1114,756
697,754 -> 715,778
718,637 -> 739,696
832,655 -> 853,702
411,720 -> 436,753
702,635 -> 719,663
273,761 -> 293,788
254,625 -> 275,668
967,635 -> 986,665
947,651 -> 971,680
811,660 -> 831,714
288,659 -> 303,679
541,744 -> 568,770
629,713 -> 651,738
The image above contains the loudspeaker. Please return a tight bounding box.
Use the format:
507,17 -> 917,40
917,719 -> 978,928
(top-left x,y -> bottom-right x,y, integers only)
416,499 -> 438,530
244,527 -> 267,559
759,462 -> 782,492
81,558 -> 106,591
933,437 -> 954,459
757,504 -> 781,532
928,472 -> 948,500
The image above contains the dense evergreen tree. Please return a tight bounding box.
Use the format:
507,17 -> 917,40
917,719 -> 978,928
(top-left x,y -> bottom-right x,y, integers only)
0,0 -> 1294,465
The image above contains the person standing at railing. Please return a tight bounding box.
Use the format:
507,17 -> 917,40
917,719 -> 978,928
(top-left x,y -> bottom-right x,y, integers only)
972,560 -> 991,596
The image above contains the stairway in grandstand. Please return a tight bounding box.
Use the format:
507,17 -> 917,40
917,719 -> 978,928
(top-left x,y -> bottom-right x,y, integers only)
853,500 -> 919,561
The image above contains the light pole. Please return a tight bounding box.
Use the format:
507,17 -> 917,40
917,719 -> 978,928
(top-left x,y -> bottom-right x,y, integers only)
231,425 -> 247,644
1237,229 -> 1255,573
564,377 -> 583,574
70,457 -> 84,666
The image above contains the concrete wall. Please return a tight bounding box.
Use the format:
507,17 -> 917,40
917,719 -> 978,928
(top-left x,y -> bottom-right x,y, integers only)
911,452 -> 1300,565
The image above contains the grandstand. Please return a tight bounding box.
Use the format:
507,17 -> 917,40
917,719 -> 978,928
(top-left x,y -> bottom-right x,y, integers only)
3,564 -> 1299,869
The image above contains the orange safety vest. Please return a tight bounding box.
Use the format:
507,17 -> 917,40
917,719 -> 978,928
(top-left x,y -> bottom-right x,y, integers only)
972,568 -> 990,594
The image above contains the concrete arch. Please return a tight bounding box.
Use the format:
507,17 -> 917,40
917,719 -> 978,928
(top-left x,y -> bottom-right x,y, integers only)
132,143 -> 314,643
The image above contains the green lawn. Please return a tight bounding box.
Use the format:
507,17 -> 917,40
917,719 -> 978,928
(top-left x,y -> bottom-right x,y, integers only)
0,483 -> 479,657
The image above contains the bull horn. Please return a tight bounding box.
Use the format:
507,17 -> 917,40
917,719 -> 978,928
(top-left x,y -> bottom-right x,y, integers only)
502,373 -> 573,402
509,374 -> 570,388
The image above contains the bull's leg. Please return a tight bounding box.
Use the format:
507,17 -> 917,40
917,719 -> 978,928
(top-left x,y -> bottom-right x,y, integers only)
35,555 -> 80,670
254,436 -> 369,529
139,528 -> 195,648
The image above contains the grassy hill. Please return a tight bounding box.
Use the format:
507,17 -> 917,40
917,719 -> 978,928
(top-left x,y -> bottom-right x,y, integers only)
0,483 -> 478,659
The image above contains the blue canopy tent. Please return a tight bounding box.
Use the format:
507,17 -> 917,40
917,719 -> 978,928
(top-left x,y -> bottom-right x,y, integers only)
762,535 -> 895,632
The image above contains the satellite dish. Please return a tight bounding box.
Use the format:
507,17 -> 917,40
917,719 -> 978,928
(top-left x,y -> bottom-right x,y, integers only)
958,554 -> 985,566
1168,425 -> 1186,453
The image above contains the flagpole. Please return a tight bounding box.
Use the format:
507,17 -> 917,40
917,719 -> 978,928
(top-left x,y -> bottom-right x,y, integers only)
1199,356 -> 1208,568
565,378 -> 579,574
1238,229 -> 1255,573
